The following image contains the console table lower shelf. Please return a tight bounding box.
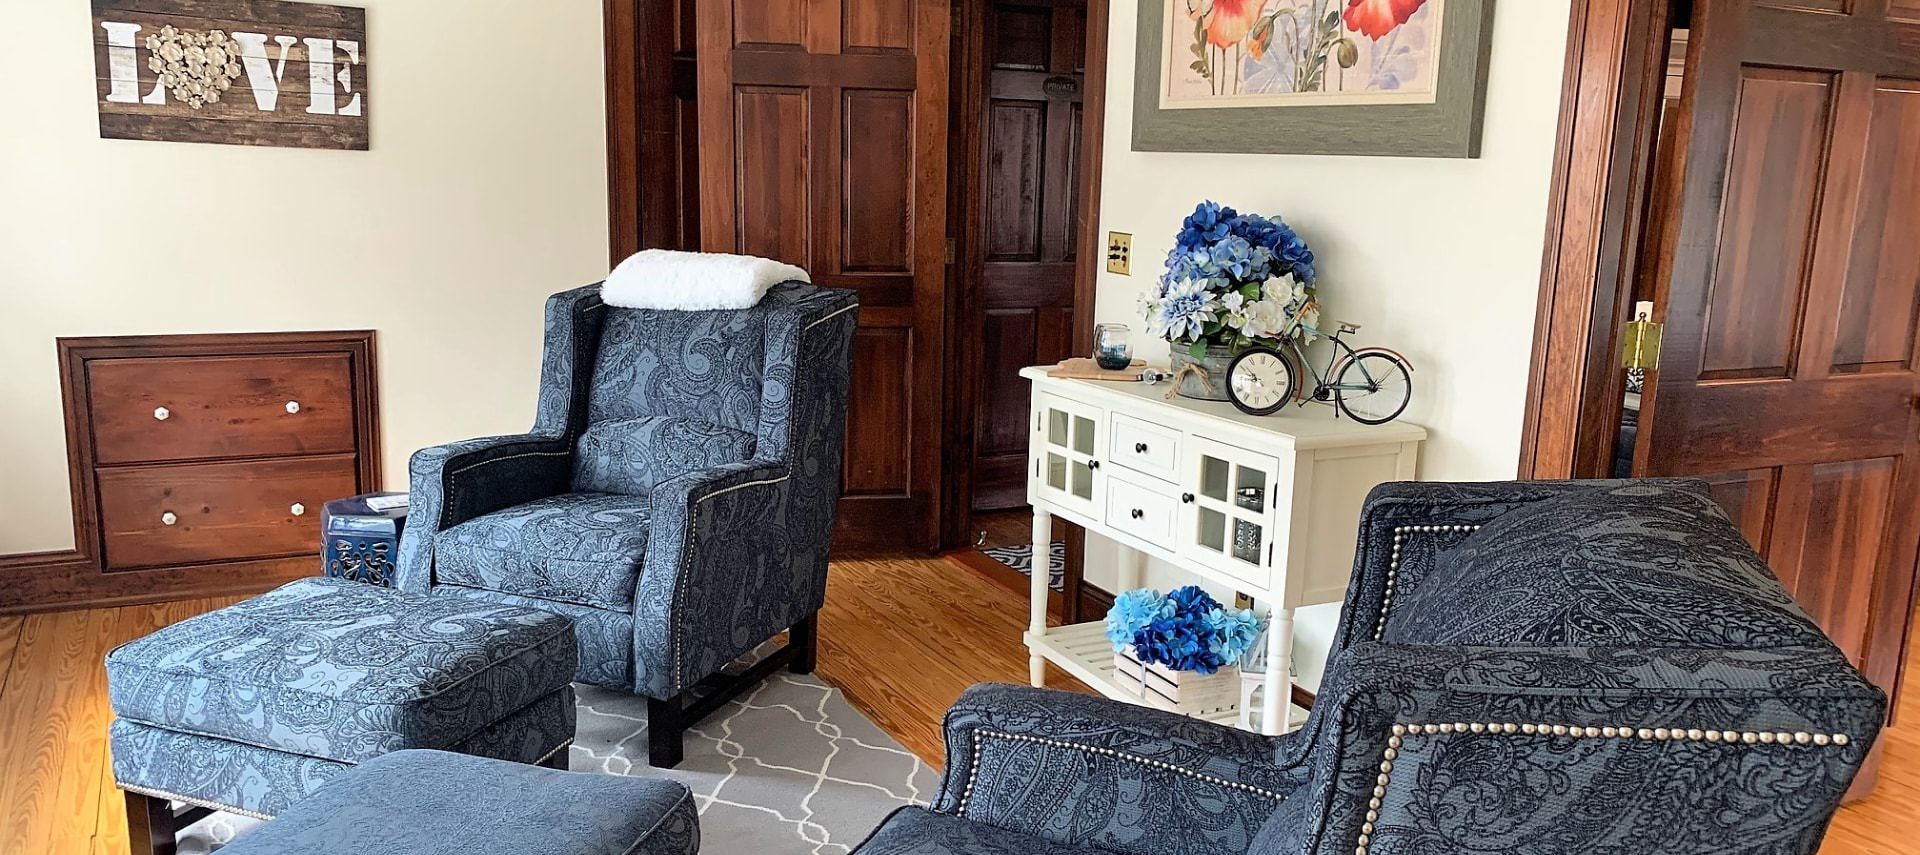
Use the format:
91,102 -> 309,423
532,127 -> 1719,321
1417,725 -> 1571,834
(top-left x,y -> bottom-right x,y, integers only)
1027,620 -> 1310,731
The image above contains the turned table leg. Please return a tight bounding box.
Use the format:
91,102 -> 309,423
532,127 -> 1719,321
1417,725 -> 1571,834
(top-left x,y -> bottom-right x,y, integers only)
1261,607 -> 1295,735
1029,507 -> 1052,687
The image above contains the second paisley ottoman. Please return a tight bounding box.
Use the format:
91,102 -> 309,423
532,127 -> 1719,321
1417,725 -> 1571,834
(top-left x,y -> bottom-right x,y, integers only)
105,577 -> 576,848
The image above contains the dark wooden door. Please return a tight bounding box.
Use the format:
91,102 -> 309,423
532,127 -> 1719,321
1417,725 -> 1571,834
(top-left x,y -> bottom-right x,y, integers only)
1637,0 -> 1920,703
971,1 -> 1088,511
697,0 -> 950,551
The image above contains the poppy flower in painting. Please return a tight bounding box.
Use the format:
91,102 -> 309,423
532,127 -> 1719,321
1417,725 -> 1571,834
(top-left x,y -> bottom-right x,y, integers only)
1203,0 -> 1263,48
1343,0 -> 1429,40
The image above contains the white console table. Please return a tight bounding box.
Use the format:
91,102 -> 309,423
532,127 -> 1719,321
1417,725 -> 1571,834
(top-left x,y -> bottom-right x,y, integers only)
1021,366 -> 1425,735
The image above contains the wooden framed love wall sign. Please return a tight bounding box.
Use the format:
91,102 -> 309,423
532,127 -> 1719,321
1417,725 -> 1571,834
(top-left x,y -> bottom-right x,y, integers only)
92,0 -> 368,150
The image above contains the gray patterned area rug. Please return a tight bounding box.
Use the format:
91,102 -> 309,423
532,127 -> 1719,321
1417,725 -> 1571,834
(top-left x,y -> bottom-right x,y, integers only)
177,674 -> 939,853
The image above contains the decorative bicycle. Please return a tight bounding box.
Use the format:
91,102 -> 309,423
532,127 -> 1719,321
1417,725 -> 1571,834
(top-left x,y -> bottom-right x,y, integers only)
1224,321 -> 1414,425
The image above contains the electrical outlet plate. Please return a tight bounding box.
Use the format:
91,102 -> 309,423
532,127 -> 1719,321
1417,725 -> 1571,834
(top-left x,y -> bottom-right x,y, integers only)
1106,231 -> 1133,275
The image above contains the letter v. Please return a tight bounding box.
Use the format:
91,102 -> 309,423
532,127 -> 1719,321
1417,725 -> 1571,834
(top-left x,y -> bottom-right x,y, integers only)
231,33 -> 299,111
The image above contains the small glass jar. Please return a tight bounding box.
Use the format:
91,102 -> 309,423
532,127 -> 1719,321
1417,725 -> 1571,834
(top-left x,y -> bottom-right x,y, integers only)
1094,323 -> 1133,370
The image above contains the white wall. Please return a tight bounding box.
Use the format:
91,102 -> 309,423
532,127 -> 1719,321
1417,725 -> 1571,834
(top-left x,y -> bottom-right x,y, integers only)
0,1 -> 610,554
1088,0 -> 1573,689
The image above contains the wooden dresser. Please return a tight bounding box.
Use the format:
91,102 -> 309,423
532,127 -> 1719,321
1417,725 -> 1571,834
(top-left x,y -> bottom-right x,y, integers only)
0,332 -> 379,613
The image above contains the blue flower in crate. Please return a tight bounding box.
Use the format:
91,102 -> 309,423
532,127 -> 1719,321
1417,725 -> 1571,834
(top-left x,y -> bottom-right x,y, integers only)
1107,585 -> 1270,675
1204,607 -> 1266,663
1106,588 -> 1168,648
1167,585 -> 1221,615
1136,616 -> 1224,673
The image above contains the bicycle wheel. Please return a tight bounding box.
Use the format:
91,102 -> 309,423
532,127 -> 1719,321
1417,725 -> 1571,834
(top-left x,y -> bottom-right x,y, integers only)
1335,352 -> 1412,425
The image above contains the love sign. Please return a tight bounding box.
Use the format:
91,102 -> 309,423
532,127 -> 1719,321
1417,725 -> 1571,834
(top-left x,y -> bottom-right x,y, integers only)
92,0 -> 369,150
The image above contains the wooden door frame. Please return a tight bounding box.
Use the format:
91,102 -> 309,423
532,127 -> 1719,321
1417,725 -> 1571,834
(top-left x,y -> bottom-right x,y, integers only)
1517,0 -> 1680,479
603,0 -> 695,263
942,0 -> 1108,618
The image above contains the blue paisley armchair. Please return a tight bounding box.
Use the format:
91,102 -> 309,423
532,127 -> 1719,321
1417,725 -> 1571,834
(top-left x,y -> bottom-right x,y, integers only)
396,281 -> 858,767
857,480 -> 1886,855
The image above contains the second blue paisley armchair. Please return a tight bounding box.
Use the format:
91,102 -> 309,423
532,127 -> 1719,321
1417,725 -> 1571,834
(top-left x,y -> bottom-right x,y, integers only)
855,480 -> 1886,855
397,281 -> 858,767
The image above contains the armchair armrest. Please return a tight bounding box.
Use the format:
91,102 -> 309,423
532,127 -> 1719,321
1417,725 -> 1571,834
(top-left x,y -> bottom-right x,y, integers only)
1278,641 -> 1886,855
394,433 -> 573,593
632,460 -> 797,698
929,684 -> 1307,855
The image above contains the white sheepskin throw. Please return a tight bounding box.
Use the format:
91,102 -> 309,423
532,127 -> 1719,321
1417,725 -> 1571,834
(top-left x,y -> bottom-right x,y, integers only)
602,249 -> 810,311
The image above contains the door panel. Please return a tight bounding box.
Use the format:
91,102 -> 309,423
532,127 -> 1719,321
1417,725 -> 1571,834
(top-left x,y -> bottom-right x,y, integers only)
970,1 -> 1087,512
1766,458 -> 1896,664
986,100 -> 1045,260
1832,80 -> 1920,373
1638,1 -> 1920,709
843,90 -> 916,272
1700,67 -> 1831,379
1701,467 -> 1777,551
699,0 -> 949,551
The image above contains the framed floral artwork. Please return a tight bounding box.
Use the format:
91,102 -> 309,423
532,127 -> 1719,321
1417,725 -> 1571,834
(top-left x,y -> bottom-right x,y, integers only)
1131,0 -> 1496,158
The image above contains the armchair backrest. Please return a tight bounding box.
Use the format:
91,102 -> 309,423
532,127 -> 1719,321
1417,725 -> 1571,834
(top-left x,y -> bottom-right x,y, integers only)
529,282 -> 859,497
1258,480 -> 1886,855
586,301 -> 772,436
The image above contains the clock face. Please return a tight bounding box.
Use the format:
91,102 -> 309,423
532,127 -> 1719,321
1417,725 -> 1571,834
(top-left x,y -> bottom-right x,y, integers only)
1229,350 -> 1291,415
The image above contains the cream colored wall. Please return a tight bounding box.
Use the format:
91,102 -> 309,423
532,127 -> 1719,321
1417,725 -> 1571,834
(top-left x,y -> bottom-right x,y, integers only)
0,1 -> 610,554
1086,0 -> 1574,689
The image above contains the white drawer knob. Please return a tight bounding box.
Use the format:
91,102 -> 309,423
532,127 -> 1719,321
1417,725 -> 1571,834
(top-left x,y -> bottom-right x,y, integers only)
285,400 -> 301,414
160,511 -> 178,526
153,407 -> 171,421
290,502 -> 307,517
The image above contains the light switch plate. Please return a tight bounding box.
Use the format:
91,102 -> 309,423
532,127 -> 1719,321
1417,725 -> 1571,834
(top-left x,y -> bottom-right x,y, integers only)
1106,231 -> 1133,275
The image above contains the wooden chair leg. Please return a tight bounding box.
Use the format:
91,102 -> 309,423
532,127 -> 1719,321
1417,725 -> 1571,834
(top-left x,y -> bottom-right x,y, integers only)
789,613 -> 819,675
648,695 -> 686,769
124,791 -> 178,855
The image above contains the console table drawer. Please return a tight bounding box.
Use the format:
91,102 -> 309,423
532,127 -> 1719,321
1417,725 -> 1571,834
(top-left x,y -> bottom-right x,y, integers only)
1110,413 -> 1181,482
1104,473 -> 1177,544
98,455 -> 360,570
88,353 -> 358,465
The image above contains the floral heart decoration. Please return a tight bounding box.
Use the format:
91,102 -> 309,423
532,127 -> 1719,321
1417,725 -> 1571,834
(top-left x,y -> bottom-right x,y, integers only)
144,25 -> 243,109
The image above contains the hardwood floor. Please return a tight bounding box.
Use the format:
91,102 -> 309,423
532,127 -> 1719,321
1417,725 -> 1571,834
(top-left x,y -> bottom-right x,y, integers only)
0,558 -> 1909,853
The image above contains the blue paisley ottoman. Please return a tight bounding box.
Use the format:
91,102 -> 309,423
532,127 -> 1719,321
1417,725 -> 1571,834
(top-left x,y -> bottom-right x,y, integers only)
105,577 -> 577,855
217,750 -> 699,855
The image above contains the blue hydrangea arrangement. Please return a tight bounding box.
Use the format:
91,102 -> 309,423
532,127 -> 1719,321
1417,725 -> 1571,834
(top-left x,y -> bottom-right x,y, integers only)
1105,585 -> 1267,675
1141,200 -> 1322,360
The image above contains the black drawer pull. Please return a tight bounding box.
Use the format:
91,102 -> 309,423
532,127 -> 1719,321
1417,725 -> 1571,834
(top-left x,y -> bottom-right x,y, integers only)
1134,442 -> 1149,453
1130,508 -> 1144,520
1088,460 -> 1101,470
1181,493 -> 1195,504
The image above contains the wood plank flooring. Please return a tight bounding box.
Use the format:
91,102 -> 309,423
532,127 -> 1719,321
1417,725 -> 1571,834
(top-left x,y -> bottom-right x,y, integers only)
0,559 -> 1910,853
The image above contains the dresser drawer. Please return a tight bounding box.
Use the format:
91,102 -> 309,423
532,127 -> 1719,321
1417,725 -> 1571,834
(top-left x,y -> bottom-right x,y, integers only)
1109,413 -> 1182,482
98,455 -> 360,570
88,354 -> 358,464
1104,473 -> 1178,544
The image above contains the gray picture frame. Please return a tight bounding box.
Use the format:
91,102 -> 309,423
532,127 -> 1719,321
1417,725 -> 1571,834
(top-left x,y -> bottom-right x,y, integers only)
1132,0 -> 1497,158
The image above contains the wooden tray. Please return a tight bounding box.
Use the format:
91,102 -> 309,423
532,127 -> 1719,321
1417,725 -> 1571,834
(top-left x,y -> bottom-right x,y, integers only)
1047,357 -> 1149,381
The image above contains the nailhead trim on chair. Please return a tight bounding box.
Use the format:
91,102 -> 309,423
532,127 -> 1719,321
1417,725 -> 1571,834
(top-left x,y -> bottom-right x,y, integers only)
118,781 -> 275,821
1371,524 -> 1483,642
1351,721 -> 1857,855
955,729 -> 1286,816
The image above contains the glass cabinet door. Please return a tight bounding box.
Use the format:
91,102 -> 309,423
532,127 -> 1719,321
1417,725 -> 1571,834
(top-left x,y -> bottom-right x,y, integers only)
1179,437 -> 1280,583
1032,393 -> 1104,515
